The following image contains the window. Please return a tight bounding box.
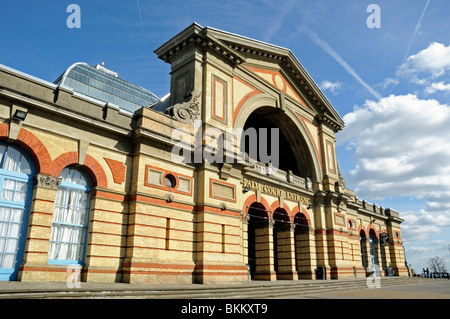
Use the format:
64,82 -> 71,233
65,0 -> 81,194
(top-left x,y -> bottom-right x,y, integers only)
48,167 -> 91,265
0,144 -> 33,281
163,173 -> 176,189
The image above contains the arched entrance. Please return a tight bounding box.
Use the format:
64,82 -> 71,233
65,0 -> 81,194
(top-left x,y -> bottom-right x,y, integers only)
239,105 -> 319,180
272,208 -> 297,280
246,202 -> 271,280
294,212 -> 313,279
369,229 -> 378,272
360,230 -> 367,270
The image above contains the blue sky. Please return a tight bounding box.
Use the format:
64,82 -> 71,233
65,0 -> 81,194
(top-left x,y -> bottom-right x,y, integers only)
1,0 -> 450,273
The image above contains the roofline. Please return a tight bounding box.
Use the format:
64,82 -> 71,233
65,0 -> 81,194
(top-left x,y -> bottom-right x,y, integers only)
54,62 -> 89,85
0,64 -> 58,90
154,23 -> 345,129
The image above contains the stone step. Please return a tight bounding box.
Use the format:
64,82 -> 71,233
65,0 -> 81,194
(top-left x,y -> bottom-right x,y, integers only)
0,277 -> 427,299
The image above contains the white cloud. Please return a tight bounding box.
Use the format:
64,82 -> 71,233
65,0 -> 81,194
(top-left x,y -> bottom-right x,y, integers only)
397,42 -> 450,80
336,94 -> 450,241
320,80 -> 342,95
425,81 -> 450,94
379,77 -> 399,90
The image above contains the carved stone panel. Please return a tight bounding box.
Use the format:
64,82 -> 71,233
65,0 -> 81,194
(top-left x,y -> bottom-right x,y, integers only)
33,174 -> 62,190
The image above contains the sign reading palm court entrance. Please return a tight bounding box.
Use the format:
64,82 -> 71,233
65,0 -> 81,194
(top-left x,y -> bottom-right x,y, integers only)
243,178 -> 312,206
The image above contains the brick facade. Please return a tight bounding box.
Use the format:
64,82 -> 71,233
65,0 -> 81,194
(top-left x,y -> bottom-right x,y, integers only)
0,24 -> 408,284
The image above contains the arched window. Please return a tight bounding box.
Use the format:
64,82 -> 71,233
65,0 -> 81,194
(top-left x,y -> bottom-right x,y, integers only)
0,144 -> 34,281
48,167 -> 91,265
369,229 -> 377,271
360,231 -> 366,268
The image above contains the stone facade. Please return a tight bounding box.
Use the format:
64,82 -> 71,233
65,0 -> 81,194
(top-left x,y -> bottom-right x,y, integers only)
0,23 -> 407,284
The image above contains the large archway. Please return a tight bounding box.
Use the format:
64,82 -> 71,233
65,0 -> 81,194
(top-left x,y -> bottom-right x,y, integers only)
240,105 -> 318,180
294,211 -> 313,279
233,93 -> 323,182
246,202 -> 271,280
272,208 -> 297,279
369,229 -> 379,272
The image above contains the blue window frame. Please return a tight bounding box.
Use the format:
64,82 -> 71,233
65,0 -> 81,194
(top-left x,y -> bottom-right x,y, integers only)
369,231 -> 377,271
360,234 -> 366,268
48,167 -> 91,265
0,144 -> 34,281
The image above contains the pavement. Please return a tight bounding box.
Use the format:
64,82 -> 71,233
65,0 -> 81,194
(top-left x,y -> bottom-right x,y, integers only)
299,280 -> 450,299
0,277 -> 449,299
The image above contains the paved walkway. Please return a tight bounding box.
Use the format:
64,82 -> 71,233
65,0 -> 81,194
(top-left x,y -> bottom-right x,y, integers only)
0,277 -> 448,299
301,280 -> 450,299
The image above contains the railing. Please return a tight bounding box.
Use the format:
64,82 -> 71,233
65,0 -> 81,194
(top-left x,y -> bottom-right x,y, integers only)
244,161 -> 313,191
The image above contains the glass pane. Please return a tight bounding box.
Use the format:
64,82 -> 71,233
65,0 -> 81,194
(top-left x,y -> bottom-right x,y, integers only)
19,157 -> 31,175
10,209 -> 23,223
8,224 -> 20,238
5,238 -> 18,253
48,242 -> 58,260
2,190 -> 14,201
0,145 -> 6,167
60,167 -> 69,182
13,191 -> 26,203
59,242 -> 69,260
4,147 -> 21,172
0,207 -> 10,222
0,223 -> 7,237
1,254 -> 15,269
16,181 -> 27,192
71,244 -> 82,261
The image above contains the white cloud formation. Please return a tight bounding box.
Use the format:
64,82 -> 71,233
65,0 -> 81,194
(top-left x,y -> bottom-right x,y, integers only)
336,94 -> 450,241
397,42 -> 450,80
425,81 -> 450,94
380,77 -> 399,90
320,80 -> 342,95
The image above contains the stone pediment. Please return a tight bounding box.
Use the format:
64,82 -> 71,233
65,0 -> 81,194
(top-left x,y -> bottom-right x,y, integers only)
154,23 -> 345,132
242,65 -> 309,110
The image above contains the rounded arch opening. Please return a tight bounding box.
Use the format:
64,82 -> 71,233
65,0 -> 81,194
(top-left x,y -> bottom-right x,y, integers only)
0,143 -> 35,281
272,208 -> 290,274
240,106 -> 317,180
48,165 -> 92,265
360,230 -> 367,268
246,202 -> 270,280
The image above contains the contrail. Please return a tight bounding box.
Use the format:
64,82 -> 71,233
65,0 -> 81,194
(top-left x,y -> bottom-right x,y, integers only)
389,0 -> 431,94
402,0 -> 431,66
299,25 -> 383,100
137,0 -> 145,40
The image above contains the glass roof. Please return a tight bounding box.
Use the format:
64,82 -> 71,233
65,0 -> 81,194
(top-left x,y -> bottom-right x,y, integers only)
54,63 -> 159,113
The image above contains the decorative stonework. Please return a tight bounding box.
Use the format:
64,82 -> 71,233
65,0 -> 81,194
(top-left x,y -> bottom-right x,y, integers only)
33,174 -> 62,189
166,89 -> 201,125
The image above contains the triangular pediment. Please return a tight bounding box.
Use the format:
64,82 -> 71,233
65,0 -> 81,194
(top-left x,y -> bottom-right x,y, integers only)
207,31 -> 344,131
154,23 -> 345,132
242,65 -> 309,110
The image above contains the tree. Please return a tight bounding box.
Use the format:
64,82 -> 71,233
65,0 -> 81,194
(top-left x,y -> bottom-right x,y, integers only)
427,256 -> 447,273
